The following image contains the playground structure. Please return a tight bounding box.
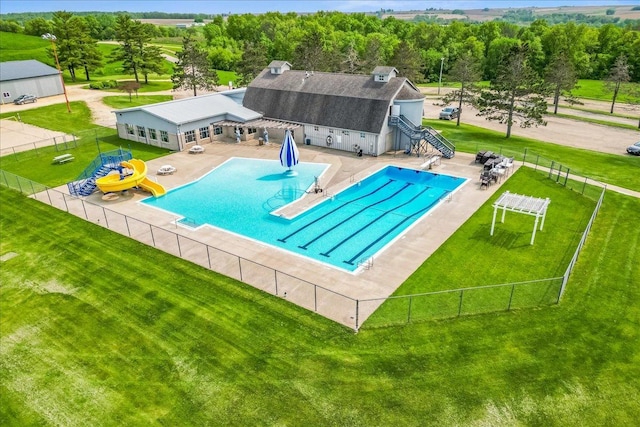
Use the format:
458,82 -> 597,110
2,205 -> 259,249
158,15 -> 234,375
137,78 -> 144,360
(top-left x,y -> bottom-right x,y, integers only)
96,159 -> 166,197
66,149 -> 165,197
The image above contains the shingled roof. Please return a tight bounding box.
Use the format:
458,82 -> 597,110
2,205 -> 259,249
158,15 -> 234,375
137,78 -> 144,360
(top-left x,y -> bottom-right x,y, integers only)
242,67 -> 423,134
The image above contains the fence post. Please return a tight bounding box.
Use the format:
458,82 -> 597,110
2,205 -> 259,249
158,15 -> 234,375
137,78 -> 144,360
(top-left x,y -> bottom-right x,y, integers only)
176,234 -> 182,257
45,188 -> 52,206
102,206 -> 109,228
355,300 -> 359,331
149,224 -> 156,247
124,216 -> 131,236
314,285 -> 318,312
238,257 -> 243,281
407,296 -> 412,324
507,284 -> 515,310
81,200 -> 89,220
548,161 -> 554,179
523,148 -> 527,164
206,245 -> 212,269
274,270 -> 278,296
458,290 -> 464,316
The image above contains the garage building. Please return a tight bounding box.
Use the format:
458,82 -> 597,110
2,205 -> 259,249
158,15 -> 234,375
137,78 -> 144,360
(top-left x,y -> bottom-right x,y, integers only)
0,60 -> 63,104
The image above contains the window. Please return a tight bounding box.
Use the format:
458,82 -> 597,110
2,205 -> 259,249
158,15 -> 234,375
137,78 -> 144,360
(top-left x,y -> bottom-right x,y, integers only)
247,127 -> 257,135
329,129 -> 334,134
360,133 -> 365,138
199,126 -> 210,139
136,126 -> 146,138
213,126 -> 223,135
184,130 -> 196,143
148,128 -> 157,140
126,124 -> 134,135
2,92 -> 10,98
160,130 -> 169,142
376,74 -> 385,81
314,126 -> 319,131
342,130 -> 349,135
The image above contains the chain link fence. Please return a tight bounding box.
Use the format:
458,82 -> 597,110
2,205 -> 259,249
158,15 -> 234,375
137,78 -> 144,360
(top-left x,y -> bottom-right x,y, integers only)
0,147 -> 606,330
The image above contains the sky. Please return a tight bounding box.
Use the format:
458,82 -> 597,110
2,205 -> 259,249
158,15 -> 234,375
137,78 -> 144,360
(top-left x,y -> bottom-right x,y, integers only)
1,0 -> 638,15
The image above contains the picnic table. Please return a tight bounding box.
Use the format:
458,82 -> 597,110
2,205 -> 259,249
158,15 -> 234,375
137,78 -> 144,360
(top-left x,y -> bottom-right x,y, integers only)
52,154 -> 74,164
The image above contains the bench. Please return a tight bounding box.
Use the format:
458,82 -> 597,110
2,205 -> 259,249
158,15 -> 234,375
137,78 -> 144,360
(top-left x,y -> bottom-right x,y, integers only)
52,154 -> 74,164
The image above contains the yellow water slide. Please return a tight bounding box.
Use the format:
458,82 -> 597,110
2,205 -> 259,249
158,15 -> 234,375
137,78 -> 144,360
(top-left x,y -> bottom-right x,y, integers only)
96,159 -> 166,197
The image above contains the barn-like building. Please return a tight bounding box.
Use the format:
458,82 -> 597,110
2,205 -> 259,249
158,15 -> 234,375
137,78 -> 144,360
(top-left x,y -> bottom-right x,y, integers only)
114,61 -> 454,158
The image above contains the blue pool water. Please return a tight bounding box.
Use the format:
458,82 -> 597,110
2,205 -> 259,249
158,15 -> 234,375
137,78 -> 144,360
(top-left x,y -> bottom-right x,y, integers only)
143,157 -> 466,272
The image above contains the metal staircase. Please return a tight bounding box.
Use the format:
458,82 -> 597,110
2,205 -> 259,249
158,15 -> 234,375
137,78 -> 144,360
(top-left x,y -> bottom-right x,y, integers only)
67,149 -> 133,197
389,115 -> 455,159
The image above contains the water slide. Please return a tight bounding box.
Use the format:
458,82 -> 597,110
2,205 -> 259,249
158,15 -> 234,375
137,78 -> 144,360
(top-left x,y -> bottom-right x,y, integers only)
96,159 -> 166,197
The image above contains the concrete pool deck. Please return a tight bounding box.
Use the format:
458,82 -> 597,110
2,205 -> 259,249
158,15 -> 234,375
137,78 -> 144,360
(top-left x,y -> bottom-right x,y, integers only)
69,141 -> 515,328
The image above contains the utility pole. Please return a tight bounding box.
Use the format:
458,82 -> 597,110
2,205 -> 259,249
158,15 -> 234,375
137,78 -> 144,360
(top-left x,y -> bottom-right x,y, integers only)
42,33 -> 71,113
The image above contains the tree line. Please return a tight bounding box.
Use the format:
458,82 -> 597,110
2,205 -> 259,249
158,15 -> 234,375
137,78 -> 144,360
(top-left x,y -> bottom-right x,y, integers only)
1,10 -> 638,85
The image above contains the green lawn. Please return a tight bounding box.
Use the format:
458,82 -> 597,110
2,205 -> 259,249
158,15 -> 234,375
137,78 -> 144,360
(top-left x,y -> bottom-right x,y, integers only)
0,31 -> 51,64
425,119 -> 640,192
1,179 -> 638,425
101,95 -> 173,110
573,79 -> 640,103
1,73 -> 639,424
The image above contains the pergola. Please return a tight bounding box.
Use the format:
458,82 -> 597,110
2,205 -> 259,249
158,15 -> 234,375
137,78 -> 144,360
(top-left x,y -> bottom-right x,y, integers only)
491,191 -> 551,245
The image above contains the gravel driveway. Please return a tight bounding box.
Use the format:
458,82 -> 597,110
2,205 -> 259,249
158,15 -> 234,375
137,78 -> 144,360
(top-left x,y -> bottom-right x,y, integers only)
422,88 -> 639,156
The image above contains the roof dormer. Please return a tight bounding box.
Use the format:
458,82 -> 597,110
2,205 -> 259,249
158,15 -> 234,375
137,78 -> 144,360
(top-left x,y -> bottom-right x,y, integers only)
268,60 -> 292,75
372,66 -> 398,83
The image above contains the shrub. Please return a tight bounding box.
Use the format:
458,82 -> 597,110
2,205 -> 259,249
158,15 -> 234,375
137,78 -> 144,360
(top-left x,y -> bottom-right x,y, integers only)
88,80 -> 118,90
452,9 -> 465,15
606,9 -> 615,15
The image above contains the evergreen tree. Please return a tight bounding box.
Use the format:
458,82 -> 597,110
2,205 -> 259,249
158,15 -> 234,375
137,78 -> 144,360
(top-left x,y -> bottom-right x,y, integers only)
390,40 -> 423,83
440,52 -> 482,126
171,30 -> 218,96
545,51 -> 578,114
237,40 -> 268,86
476,44 -> 548,138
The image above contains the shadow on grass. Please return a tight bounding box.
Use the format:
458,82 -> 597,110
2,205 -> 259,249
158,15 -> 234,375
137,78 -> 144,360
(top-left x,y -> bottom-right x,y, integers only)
471,226 -> 531,249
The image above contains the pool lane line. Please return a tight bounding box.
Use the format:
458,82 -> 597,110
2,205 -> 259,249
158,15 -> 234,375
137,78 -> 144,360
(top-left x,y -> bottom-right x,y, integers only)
319,186 -> 432,258
343,191 -> 449,266
277,179 -> 396,243
298,182 -> 413,250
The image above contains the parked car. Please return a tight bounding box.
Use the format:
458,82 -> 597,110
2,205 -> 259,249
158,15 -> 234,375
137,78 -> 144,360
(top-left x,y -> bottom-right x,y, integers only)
439,106 -> 460,120
627,141 -> 640,156
13,94 -> 37,105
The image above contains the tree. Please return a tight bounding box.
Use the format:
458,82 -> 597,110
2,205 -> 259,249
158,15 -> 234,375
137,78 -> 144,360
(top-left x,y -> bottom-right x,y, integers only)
476,45 -> 548,138
440,52 -> 482,126
24,17 -> 51,36
171,30 -> 218,96
292,25 -> 327,71
605,55 -> 630,114
51,11 -> 97,82
237,40 -> 268,86
390,40 -> 423,83
112,16 -> 163,84
118,81 -> 141,101
545,51 -> 578,114
112,15 -> 142,82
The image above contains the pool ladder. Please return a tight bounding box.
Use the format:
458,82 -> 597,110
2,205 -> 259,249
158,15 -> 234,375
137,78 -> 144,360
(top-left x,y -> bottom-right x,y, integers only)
358,257 -> 374,270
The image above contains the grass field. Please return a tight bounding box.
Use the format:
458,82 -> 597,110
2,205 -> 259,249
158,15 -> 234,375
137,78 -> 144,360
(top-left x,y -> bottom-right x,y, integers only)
1,175 -> 638,425
425,119 -> 640,192
574,79 -> 640,103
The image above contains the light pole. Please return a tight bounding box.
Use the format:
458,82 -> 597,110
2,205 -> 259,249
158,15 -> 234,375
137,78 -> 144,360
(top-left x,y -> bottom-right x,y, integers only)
437,57 -> 445,95
42,33 -> 71,113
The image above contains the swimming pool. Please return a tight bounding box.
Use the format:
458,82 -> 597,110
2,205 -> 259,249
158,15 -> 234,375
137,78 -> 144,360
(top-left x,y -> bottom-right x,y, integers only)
143,157 -> 467,272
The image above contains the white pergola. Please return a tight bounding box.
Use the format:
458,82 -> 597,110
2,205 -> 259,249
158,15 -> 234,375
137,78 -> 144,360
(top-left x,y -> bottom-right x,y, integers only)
491,191 -> 551,245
